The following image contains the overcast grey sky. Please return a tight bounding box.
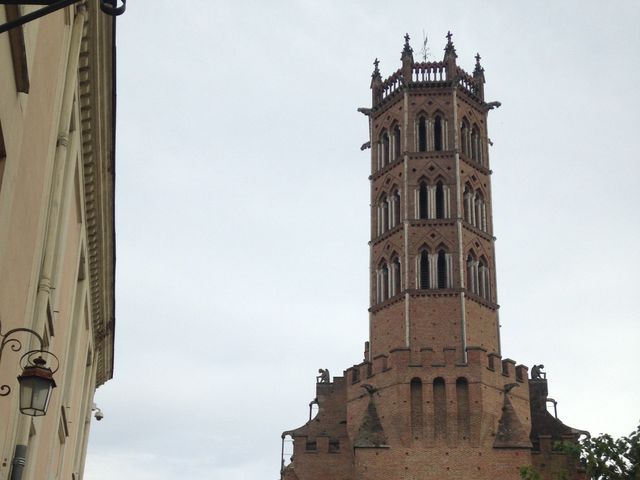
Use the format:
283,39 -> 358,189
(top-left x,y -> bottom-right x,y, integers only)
85,1 -> 639,478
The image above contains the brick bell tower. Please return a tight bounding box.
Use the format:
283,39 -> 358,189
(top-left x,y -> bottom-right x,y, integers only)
280,33 -> 586,480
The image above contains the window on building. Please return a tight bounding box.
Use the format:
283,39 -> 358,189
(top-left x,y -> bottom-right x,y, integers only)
437,249 -> 448,288
471,125 -> 482,164
461,119 -> 470,156
393,124 -> 401,161
435,181 -> 445,219
418,181 -> 429,219
391,256 -> 401,296
418,116 -> 427,152
466,254 -> 477,295
381,130 -> 390,167
463,184 -> 472,224
391,189 -> 400,228
479,256 -> 490,300
419,250 -> 430,289
378,194 -> 388,235
434,115 -> 444,151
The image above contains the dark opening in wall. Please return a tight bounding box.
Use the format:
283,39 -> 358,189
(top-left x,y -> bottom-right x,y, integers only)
456,377 -> 470,439
435,181 -> 445,218
410,377 -> 423,439
437,250 -> 447,288
433,377 -> 447,439
434,115 -> 443,151
419,182 -> 428,219
418,117 -> 427,152
419,251 -> 430,289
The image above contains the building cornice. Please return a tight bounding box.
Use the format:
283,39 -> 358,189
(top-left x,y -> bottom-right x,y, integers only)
78,3 -> 115,387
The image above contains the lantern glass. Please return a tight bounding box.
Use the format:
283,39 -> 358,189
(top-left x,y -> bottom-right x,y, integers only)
17,367 -> 55,417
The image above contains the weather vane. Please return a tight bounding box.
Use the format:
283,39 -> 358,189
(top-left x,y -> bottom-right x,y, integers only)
420,30 -> 430,61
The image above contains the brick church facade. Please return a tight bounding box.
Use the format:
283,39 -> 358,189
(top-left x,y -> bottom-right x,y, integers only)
280,33 -> 586,480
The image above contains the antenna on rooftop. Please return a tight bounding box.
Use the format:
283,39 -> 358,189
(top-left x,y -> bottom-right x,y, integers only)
420,30 -> 430,61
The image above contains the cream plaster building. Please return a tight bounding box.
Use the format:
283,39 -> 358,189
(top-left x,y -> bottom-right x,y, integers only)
0,2 -> 115,478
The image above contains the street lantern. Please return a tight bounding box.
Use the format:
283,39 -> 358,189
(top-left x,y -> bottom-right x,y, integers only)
17,356 -> 57,417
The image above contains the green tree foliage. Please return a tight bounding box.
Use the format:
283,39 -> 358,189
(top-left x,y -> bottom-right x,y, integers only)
520,423 -> 639,480
577,423 -> 639,480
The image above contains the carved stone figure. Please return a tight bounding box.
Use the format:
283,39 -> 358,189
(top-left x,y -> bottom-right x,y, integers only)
531,364 -> 546,380
316,368 -> 330,384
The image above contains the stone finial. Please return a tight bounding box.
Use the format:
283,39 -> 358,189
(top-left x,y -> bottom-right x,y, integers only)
474,52 -> 485,78
372,58 -> 380,77
444,30 -> 457,58
403,33 -> 413,54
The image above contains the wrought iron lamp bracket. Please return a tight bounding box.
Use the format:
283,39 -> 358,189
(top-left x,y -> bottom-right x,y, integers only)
0,318 -> 45,397
0,0 -> 125,35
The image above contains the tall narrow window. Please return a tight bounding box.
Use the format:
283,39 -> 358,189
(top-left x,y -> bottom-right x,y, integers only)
433,377 -> 447,439
379,194 -> 388,234
410,378 -> 423,439
479,257 -> 490,300
466,254 -> 476,294
463,185 -> 472,224
471,126 -> 481,164
434,115 -> 443,151
437,249 -> 448,288
418,181 -> 428,219
435,181 -> 445,219
392,189 -> 401,227
461,120 -> 470,156
456,378 -> 470,439
419,250 -> 430,289
393,125 -> 401,161
381,131 -> 390,167
418,116 -> 427,152
381,263 -> 389,301
391,257 -> 401,296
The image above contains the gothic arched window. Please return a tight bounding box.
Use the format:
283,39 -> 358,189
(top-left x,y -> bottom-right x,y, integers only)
461,119 -> 470,156
418,181 -> 429,219
419,250 -> 430,289
479,256 -> 490,300
381,130 -> 390,167
437,249 -> 448,288
417,116 -> 427,152
435,181 -> 445,219
471,125 -> 481,164
391,256 -> 401,296
391,189 -> 401,228
434,115 -> 444,151
393,124 -> 401,161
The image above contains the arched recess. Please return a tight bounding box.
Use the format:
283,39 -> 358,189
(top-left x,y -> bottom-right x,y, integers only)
376,192 -> 389,236
433,377 -> 447,439
433,112 -> 446,151
416,112 -> 428,152
417,179 -> 429,219
456,377 -> 470,439
460,117 -> 470,156
376,258 -> 389,303
392,123 -> 401,161
471,124 -> 482,164
478,256 -> 491,301
390,187 -> 401,228
410,377 -> 423,439
381,129 -> 390,167
390,254 -> 401,296
435,244 -> 453,289
418,248 -> 430,289
466,251 -> 478,295
463,183 -> 473,224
